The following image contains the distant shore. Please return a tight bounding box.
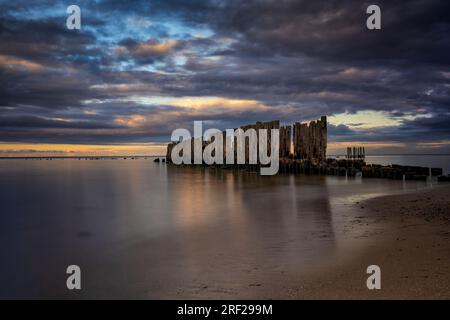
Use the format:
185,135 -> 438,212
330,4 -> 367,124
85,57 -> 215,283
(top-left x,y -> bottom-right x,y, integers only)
293,184 -> 450,299
0,155 -> 163,159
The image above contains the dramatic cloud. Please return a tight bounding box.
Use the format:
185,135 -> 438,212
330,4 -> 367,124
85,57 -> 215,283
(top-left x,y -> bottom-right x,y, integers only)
0,0 -> 449,155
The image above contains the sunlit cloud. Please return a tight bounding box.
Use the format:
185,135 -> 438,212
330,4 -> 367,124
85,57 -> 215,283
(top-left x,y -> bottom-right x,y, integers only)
416,140 -> 450,149
157,96 -> 269,111
0,55 -> 44,71
114,115 -> 147,128
329,110 -> 431,129
136,39 -> 178,56
89,83 -> 161,94
116,39 -> 179,59
111,96 -> 272,129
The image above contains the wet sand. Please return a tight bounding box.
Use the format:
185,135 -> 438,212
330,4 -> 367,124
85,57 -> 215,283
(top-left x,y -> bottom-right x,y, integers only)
291,184 -> 450,299
157,183 -> 450,300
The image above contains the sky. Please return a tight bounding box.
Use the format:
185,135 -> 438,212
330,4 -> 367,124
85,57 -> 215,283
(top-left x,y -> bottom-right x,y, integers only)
0,0 -> 449,156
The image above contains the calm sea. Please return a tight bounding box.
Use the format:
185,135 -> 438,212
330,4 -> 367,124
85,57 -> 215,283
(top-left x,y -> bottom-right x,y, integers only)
0,158 -> 443,298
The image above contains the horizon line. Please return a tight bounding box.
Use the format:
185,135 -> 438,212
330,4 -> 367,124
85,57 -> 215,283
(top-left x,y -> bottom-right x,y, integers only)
1,153 -> 450,159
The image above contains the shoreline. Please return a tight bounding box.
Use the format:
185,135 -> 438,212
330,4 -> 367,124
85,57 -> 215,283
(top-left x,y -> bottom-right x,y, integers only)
292,184 -> 450,299
156,182 -> 450,300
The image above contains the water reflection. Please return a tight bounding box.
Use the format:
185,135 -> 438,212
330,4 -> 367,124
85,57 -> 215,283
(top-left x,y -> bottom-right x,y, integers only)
0,159 -> 433,298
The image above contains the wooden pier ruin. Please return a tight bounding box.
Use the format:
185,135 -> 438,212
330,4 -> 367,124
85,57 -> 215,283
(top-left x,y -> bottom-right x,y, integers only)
165,116 -> 444,180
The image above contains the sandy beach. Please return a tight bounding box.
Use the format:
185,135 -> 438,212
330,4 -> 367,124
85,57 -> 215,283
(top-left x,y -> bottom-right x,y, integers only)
292,184 -> 450,299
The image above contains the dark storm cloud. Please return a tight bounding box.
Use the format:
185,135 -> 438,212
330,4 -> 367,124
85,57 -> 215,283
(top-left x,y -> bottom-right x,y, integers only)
399,113 -> 450,138
0,115 -> 121,129
0,0 -> 449,150
0,15 -> 111,110
0,17 -> 95,62
152,0 -> 450,66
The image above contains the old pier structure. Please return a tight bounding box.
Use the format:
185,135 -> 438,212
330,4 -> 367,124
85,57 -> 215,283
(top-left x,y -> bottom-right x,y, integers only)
165,116 -> 443,180
166,117 -> 327,165
346,147 -> 365,161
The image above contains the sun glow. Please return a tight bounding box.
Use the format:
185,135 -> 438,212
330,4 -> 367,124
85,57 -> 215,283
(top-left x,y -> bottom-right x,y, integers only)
0,143 -> 167,157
